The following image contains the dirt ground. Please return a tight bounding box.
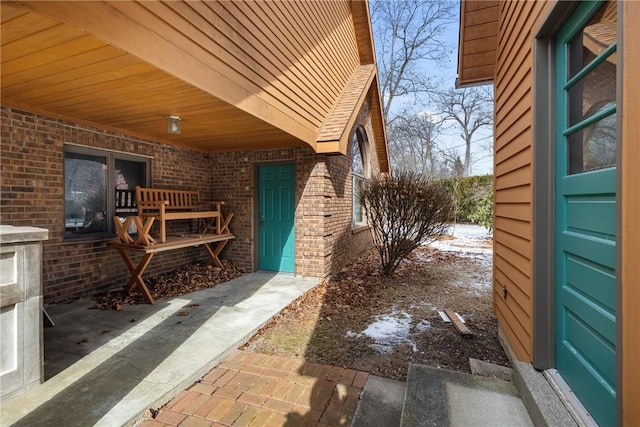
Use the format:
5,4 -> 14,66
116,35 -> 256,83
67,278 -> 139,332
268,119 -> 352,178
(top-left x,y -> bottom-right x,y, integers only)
242,224 -> 510,382
95,224 -> 509,382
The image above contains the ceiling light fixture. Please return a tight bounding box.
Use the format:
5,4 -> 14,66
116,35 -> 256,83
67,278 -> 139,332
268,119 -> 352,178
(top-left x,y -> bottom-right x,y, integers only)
166,115 -> 182,135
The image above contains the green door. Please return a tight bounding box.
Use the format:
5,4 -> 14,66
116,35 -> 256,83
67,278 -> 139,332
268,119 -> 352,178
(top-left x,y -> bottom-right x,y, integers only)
259,164 -> 295,272
555,2 -> 617,425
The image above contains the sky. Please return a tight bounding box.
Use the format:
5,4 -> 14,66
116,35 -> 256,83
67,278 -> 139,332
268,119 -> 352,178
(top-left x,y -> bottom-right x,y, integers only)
373,2 -> 494,176
439,6 -> 494,176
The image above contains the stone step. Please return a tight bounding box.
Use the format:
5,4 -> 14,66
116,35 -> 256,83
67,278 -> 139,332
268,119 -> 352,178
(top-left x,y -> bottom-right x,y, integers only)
352,375 -> 406,427
400,364 -> 533,427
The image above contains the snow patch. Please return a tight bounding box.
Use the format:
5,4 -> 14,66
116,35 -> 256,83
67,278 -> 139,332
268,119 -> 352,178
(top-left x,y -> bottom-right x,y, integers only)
447,223 -> 492,239
416,319 -> 432,331
416,223 -> 494,295
428,223 -> 492,257
346,309 -> 424,354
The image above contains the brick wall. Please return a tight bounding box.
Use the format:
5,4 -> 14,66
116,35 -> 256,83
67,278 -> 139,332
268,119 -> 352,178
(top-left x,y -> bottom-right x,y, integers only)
0,107 -> 212,303
1,98 -> 381,302
211,97 -> 381,278
323,97 -> 380,276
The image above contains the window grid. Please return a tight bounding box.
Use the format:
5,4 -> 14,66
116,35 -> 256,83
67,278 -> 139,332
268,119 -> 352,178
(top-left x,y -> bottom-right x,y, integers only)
63,144 -> 151,239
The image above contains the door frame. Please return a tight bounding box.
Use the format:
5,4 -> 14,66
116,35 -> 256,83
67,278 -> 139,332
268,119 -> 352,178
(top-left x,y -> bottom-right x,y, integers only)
532,0 -> 623,423
532,0 -> 578,370
253,161 -> 296,273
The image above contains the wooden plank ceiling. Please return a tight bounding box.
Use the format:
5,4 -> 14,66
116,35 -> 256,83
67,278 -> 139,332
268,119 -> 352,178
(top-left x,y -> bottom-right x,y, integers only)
0,3 -> 304,152
457,0 -> 500,87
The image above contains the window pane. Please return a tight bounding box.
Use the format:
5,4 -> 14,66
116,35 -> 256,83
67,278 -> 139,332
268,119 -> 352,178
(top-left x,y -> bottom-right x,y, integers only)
353,176 -> 364,225
568,110 -> 616,174
115,158 -> 145,216
352,134 -> 364,176
567,59 -> 616,127
568,1 -> 617,80
115,159 -> 145,190
352,127 -> 370,178
64,151 -> 107,235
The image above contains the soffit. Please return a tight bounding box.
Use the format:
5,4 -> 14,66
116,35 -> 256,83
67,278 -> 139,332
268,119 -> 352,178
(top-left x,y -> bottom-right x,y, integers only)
457,0 -> 500,87
0,3 -> 303,152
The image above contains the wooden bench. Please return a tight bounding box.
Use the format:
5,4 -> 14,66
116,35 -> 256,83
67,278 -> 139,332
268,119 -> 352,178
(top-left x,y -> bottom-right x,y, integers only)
129,186 -> 233,244
109,187 -> 235,304
108,233 -> 235,304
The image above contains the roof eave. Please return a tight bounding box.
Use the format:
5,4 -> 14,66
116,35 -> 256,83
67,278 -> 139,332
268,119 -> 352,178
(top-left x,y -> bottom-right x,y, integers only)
456,0 -> 500,87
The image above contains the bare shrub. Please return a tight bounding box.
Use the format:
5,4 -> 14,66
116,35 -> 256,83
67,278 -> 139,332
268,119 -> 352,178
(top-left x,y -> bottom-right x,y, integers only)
361,171 -> 453,275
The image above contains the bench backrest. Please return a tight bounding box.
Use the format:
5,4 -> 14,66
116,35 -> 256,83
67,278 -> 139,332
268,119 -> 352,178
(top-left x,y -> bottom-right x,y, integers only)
115,189 -> 137,215
135,186 -> 201,211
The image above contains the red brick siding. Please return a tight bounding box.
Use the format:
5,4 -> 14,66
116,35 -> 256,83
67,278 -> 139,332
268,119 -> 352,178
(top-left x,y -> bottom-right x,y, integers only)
210,97 -> 381,278
1,97 -> 383,302
1,107 -> 212,302
324,97 -> 381,276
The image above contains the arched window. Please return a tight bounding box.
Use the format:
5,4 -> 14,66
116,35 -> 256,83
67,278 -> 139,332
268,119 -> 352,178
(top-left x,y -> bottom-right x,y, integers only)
352,127 -> 370,178
352,126 -> 370,226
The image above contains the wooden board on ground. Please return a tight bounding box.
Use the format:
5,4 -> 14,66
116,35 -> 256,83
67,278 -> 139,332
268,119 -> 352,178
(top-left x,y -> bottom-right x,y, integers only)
444,309 -> 473,338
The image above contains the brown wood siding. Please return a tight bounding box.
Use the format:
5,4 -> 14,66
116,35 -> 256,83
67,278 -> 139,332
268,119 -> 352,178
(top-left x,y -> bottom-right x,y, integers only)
350,1 -> 376,65
621,3 -> 640,425
493,0 -> 550,361
3,0 -> 364,153
457,0 -> 499,86
111,0 -> 360,131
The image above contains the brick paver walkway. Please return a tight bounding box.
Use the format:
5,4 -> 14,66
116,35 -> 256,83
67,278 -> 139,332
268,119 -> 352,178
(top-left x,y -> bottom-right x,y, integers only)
139,350 -> 369,427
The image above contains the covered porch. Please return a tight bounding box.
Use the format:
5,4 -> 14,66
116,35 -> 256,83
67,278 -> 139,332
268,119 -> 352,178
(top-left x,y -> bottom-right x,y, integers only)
1,272 -> 319,426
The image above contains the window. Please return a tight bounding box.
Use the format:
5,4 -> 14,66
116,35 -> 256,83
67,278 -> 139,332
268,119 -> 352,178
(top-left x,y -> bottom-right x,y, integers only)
352,126 -> 370,227
64,144 -> 150,239
564,1 -> 617,174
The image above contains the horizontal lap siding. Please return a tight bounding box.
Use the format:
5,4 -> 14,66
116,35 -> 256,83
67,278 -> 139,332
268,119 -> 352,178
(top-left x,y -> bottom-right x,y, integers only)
493,0 -> 549,361
458,1 -> 499,84
123,0 -> 360,133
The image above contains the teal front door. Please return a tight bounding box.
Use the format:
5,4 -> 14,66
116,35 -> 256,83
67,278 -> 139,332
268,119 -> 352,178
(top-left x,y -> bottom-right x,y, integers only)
554,2 -> 617,425
259,164 -> 295,272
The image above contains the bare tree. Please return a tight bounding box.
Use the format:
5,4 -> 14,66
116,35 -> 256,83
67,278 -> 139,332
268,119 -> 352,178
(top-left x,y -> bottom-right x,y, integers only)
387,111 -> 441,176
438,148 -> 465,178
436,86 -> 493,177
370,0 -> 456,123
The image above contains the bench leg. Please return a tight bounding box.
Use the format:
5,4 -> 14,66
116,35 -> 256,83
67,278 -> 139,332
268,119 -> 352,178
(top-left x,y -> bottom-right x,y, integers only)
199,214 -> 223,236
220,213 -> 233,234
113,216 -> 135,244
117,248 -> 155,304
134,216 -> 157,246
203,240 -> 229,268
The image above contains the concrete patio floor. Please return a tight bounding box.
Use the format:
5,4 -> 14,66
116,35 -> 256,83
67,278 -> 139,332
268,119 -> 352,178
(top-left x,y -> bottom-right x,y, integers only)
1,271 -> 319,427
